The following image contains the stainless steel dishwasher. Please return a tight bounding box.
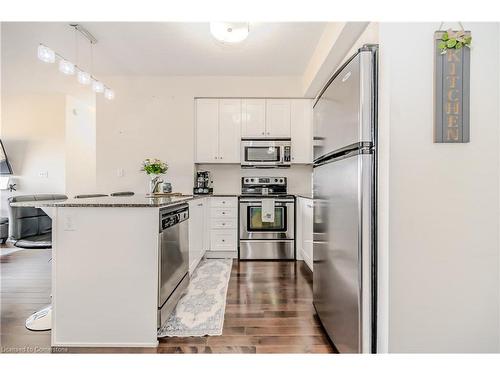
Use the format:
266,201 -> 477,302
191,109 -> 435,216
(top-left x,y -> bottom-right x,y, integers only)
158,203 -> 189,329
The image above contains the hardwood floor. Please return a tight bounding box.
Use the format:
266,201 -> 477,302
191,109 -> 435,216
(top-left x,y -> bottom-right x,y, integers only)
0,246 -> 335,354
0,246 -> 52,353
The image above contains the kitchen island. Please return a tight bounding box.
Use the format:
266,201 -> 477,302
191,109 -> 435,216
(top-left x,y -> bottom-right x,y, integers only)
12,195 -> 197,348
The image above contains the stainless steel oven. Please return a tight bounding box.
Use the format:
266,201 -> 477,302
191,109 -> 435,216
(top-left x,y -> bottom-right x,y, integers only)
239,176 -> 295,260
241,139 -> 291,168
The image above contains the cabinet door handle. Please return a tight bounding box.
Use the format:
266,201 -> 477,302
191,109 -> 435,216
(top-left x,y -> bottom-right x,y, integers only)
267,132 -> 270,135
222,201 -> 226,204
214,156 -> 217,159
307,204 -> 313,209
261,131 -> 265,135
222,239 -> 225,242
222,223 -> 226,226
197,203 -> 203,207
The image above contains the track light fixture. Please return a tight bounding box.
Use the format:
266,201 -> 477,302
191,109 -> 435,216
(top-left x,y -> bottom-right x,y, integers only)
37,24 -> 114,100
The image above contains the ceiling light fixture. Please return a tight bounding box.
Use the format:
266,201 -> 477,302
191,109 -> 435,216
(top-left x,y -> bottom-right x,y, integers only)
37,44 -> 55,63
77,70 -> 91,85
37,24 -> 114,100
92,80 -> 104,93
210,22 -> 249,44
58,59 -> 75,75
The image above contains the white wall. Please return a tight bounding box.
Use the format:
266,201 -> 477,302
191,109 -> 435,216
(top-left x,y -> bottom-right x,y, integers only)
95,76 -> 304,195
379,22 -> 500,353
0,94 -> 66,216
65,96 -> 97,196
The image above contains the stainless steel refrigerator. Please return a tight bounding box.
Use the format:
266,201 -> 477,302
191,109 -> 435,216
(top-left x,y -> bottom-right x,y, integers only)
312,44 -> 378,354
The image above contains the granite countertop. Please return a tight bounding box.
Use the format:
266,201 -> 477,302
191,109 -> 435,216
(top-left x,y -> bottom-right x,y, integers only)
10,193 -> 313,208
10,195 -> 198,208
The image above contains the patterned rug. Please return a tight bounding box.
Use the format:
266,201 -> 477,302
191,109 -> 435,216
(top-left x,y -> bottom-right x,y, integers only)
157,258 -> 232,337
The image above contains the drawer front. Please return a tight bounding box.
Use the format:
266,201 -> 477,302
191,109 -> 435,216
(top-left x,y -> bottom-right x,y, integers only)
210,230 -> 237,251
210,207 -> 237,218
210,197 -> 238,208
211,218 -> 237,229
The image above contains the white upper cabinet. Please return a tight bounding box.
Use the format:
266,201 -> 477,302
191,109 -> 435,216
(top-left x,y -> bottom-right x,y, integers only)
195,98 -> 241,163
241,99 -> 266,138
219,99 -> 242,163
266,99 -> 291,138
291,99 -> 313,164
196,98 -> 312,164
195,99 -> 219,163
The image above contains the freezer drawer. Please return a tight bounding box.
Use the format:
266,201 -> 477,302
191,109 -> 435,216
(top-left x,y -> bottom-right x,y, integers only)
313,152 -> 375,353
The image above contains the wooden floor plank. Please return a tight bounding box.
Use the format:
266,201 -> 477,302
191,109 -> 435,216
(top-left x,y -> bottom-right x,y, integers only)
1,245 -> 335,354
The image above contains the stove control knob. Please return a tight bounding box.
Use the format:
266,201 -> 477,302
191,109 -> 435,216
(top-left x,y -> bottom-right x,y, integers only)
279,178 -> 284,183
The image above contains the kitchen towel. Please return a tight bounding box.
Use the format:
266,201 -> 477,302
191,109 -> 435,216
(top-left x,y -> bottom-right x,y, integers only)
261,199 -> 275,223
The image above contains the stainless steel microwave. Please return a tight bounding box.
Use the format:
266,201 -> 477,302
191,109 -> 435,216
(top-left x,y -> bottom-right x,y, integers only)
241,139 -> 291,168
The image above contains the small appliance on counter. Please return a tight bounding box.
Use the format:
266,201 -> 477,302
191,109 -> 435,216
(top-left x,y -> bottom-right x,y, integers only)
193,171 -> 213,195
239,176 -> 295,260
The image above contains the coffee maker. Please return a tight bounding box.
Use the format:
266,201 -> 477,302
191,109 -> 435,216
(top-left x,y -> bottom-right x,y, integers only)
193,171 -> 213,195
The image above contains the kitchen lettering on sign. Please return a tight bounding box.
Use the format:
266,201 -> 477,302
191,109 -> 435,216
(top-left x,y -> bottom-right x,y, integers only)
434,31 -> 471,143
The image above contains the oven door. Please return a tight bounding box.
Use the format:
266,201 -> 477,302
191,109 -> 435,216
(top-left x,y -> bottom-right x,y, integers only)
239,198 -> 295,240
241,141 -> 286,167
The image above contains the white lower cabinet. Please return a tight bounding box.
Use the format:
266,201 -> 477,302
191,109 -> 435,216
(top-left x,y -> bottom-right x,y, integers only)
297,197 -> 313,271
188,198 -> 207,274
205,197 -> 238,259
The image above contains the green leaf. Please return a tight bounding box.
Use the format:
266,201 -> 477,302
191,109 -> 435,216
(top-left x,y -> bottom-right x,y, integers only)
456,42 -> 463,49
438,41 -> 447,50
447,39 -> 457,48
442,32 -> 449,41
465,36 -> 472,44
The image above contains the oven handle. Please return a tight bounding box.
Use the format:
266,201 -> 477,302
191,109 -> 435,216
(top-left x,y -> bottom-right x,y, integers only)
239,199 -> 295,204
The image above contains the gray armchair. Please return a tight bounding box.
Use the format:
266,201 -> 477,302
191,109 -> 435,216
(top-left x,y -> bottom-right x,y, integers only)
0,217 -> 8,244
8,194 -> 68,249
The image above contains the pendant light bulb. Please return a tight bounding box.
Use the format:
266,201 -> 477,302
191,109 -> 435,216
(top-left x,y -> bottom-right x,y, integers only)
92,80 -> 105,93
104,88 -> 115,100
77,70 -> 91,85
37,45 -> 55,63
59,59 -> 75,75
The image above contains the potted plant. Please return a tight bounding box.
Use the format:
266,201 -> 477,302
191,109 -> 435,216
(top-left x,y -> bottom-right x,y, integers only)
141,158 -> 168,194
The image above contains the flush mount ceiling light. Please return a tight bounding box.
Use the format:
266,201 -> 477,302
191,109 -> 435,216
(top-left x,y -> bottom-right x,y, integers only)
37,24 -> 114,100
210,22 -> 249,44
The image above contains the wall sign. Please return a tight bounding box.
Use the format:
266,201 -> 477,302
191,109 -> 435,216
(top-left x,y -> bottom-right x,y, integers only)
434,30 -> 471,143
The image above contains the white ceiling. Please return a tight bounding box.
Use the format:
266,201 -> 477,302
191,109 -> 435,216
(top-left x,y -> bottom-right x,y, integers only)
2,22 -> 327,77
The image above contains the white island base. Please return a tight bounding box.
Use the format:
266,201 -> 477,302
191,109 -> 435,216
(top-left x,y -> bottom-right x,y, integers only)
47,200 -> 188,348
